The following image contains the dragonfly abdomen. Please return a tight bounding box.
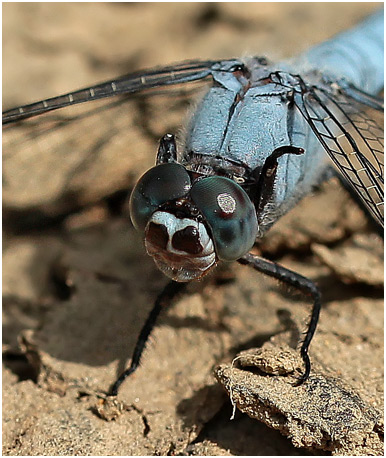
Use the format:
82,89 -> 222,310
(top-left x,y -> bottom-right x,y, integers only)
297,10 -> 384,94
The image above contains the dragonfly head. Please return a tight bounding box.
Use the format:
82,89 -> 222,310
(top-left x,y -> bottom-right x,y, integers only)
129,163 -> 258,282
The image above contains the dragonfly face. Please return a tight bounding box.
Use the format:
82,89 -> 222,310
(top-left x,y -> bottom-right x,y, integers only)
130,160 -> 258,281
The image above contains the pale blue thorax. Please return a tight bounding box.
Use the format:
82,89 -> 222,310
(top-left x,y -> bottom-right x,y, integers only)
183,10 -> 384,233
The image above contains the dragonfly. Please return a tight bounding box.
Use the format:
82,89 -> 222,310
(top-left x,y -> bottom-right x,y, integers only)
3,10 -> 384,400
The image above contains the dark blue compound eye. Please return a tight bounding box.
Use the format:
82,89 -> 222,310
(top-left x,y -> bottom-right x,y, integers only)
129,163 -> 191,231
190,176 -> 258,261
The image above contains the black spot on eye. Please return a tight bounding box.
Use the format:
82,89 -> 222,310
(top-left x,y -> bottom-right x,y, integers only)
172,226 -> 203,254
219,227 -> 234,244
147,222 -> 168,250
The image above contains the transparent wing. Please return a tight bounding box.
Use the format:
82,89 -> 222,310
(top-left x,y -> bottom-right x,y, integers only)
4,58 -> 251,224
3,82 -> 209,222
295,82 -> 384,227
2,60 -> 221,124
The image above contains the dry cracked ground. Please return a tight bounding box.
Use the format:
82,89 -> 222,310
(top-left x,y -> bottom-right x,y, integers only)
3,3 -> 383,456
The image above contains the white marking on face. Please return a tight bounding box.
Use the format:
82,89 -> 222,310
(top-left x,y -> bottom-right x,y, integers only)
144,211 -> 217,282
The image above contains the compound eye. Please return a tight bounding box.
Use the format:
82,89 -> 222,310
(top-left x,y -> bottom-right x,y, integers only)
129,163 -> 191,231
190,176 -> 258,261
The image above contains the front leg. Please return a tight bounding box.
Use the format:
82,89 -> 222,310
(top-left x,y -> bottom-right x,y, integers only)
108,280 -> 186,397
238,252 -> 321,384
253,145 -> 304,217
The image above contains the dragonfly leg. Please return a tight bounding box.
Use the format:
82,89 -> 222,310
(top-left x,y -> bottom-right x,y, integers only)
156,133 -> 178,164
253,145 -> 304,215
108,280 -> 186,397
238,252 -> 321,385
